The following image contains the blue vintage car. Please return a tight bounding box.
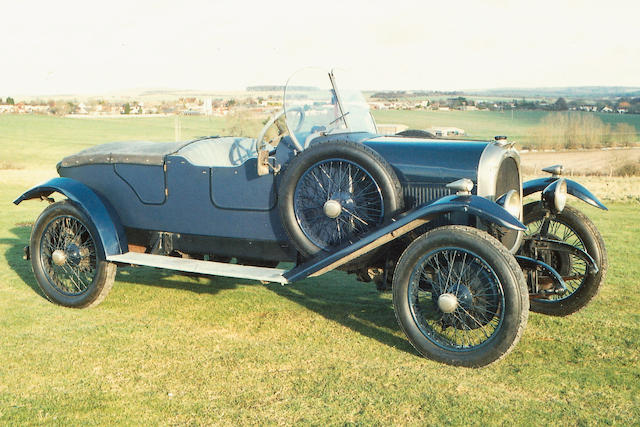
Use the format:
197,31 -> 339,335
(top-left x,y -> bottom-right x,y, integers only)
14,68 -> 607,367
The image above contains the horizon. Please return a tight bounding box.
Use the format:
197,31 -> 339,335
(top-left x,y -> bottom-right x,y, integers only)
5,84 -> 640,101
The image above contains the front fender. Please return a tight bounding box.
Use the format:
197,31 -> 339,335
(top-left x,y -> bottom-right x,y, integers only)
523,177 -> 607,210
14,177 -> 127,257
284,194 -> 525,282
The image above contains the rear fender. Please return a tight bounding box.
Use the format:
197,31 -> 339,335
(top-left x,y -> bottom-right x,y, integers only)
523,177 -> 607,210
284,194 -> 525,282
13,177 -> 127,257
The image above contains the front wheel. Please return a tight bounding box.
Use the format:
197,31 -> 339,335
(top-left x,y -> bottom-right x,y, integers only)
30,200 -> 116,308
522,202 -> 607,316
392,226 -> 529,367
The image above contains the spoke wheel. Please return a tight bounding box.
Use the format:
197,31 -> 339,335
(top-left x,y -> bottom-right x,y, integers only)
30,201 -> 116,308
521,203 -> 607,316
278,140 -> 402,260
40,215 -> 98,295
524,214 -> 586,301
408,247 -> 504,351
393,226 -> 528,367
293,159 -> 384,249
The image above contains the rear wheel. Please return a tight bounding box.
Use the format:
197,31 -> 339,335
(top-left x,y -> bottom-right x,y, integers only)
30,201 -> 116,308
393,226 -> 528,367
522,202 -> 607,316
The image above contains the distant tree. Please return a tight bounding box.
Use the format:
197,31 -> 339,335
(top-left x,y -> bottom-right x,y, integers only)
123,103 -> 131,114
611,122 -> 637,146
225,99 -> 236,108
6,97 -> 15,105
553,97 -> 568,111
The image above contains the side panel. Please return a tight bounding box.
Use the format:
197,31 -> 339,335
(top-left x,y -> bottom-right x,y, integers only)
210,158 -> 277,211
58,157 -> 291,241
13,177 -> 127,257
363,137 -> 488,184
114,164 -> 166,204
363,136 -> 488,209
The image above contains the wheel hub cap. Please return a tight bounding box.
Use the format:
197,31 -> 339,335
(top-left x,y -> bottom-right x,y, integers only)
51,249 -> 67,266
323,200 -> 342,218
65,243 -> 82,266
437,293 -> 459,313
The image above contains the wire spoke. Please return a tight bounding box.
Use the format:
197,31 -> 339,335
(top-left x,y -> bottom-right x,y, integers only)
293,159 -> 384,250
524,213 -> 590,302
408,247 -> 504,351
39,215 -> 97,296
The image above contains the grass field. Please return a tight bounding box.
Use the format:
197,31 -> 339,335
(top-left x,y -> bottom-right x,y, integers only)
1,115 -> 639,424
372,109 -> 640,147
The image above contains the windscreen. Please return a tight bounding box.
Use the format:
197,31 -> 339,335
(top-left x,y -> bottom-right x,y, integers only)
331,68 -> 377,135
283,67 -> 376,148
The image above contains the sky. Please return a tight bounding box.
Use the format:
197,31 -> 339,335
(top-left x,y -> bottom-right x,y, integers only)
2,0 -> 640,96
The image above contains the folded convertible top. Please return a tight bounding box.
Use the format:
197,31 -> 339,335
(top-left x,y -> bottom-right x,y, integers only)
58,141 -> 191,167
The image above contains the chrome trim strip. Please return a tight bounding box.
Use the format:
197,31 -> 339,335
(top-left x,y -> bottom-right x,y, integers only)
477,141 -> 523,252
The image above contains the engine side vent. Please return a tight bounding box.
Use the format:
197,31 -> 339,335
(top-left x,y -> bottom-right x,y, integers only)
403,183 -> 452,208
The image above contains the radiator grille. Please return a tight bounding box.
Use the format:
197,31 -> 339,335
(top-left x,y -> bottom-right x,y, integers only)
494,157 -> 522,250
403,183 -> 452,208
495,157 -> 520,202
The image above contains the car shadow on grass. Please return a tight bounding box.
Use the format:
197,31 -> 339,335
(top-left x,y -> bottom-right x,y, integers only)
4,225 -> 413,355
114,265 -> 239,295
266,270 -> 416,355
1,225 -> 45,298
2,225 -> 239,301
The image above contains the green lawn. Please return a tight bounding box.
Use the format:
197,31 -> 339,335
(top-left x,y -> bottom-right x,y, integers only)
1,115 -> 639,424
0,115 -> 261,170
372,109 -> 640,147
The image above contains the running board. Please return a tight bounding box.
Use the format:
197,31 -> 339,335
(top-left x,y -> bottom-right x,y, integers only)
107,252 -> 289,284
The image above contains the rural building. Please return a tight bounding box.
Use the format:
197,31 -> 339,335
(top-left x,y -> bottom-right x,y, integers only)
428,126 -> 465,137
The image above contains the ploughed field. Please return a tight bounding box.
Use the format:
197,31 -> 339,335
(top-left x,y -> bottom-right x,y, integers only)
520,147 -> 640,174
1,115 -> 638,424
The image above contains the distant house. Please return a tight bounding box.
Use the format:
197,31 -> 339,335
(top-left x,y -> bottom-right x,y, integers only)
601,106 -> 613,113
368,101 -> 388,110
428,126 -> 465,137
77,103 -> 89,114
579,105 -> 597,112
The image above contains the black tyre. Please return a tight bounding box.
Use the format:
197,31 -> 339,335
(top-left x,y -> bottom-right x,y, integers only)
30,200 -> 116,308
278,140 -> 403,258
392,226 -> 528,367
522,202 -> 607,316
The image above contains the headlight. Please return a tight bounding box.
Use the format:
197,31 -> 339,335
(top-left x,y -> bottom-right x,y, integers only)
497,189 -> 520,218
542,178 -> 567,213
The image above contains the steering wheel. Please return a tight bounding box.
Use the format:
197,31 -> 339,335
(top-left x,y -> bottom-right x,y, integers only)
256,106 -> 305,154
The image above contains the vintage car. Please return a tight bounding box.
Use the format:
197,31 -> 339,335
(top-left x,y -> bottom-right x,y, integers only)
14,68 -> 608,367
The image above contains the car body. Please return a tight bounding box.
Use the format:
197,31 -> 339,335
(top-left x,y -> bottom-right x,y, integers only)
15,68 -> 608,367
